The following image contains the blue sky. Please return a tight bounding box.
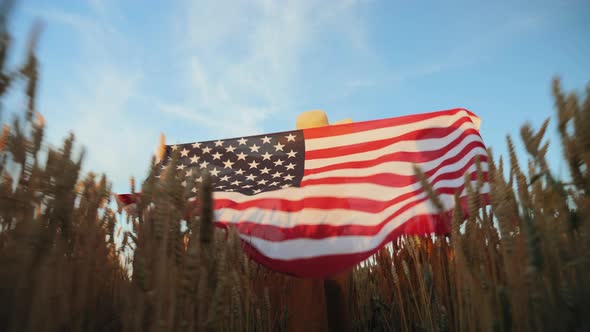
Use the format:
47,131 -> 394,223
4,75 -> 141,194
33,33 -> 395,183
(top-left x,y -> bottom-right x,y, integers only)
5,0 -> 590,195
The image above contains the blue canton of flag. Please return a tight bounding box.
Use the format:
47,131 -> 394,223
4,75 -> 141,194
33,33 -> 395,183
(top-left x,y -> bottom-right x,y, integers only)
158,130 -> 305,196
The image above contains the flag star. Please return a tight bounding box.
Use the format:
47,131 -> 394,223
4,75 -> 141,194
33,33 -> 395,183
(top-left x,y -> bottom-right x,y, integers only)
214,140 -> 224,147
253,189 -> 262,194
180,148 -> 190,157
220,175 -> 230,182
285,163 -> 296,170
245,174 -> 257,181
212,152 -> 223,160
243,184 -> 253,189
195,176 -> 203,183
285,133 -> 296,142
210,168 -> 221,177
235,169 -> 245,175
191,142 -> 201,148
177,164 -> 187,171
191,187 -> 198,193
261,152 -> 272,160
248,160 -> 260,169
199,160 -> 209,169
269,181 -> 279,186
281,184 -> 291,189
260,167 -> 271,174
272,171 -> 283,178
225,145 -> 236,153
190,155 -> 200,164
249,144 -> 260,152
202,146 -> 212,154
286,150 -> 297,158
257,179 -> 268,185
223,159 -> 235,169
274,142 -> 285,151
261,136 -> 272,144
273,159 -> 284,166
236,152 -> 247,160
217,185 -> 226,189
181,180 -> 187,187
284,174 -> 295,181
231,180 -> 242,186
161,164 -> 167,170
171,145 -> 179,151
237,137 -> 248,145
185,169 -> 193,177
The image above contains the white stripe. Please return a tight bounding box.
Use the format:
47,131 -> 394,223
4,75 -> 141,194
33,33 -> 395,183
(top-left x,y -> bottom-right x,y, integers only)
217,180 -> 489,229
238,182 -> 489,260
215,161 -> 487,204
303,136 -> 486,179
216,144 -> 487,203
305,121 -> 481,169
214,163 -> 488,227
305,110 -> 479,151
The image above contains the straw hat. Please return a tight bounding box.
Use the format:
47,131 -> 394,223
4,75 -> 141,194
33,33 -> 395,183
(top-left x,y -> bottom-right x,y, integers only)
296,109 -> 352,129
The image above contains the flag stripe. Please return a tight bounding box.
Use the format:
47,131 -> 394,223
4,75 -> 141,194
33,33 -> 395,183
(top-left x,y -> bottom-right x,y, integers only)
304,110 -> 479,151
234,184 -> 488,261
301,143 -> 488,186
214,158 -> 486,206
214,152 -> 488,214
239,195 -> 493,278
214,168 -> 487,228
219,187 -> 489,244
305,115 -> 476,161
216,179 -> 489,242
304,133 -> 485,177
303,108 -> 480,140
238,194 -> 488,278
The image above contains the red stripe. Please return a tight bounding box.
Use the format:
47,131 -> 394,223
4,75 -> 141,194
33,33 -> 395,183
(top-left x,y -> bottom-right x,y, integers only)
235,194 -> 487,278
216,189 -> 418,213
214,156 -> 487,213
301,147 -> 488,187
303,132 -> 485,176
303,108 -> 478,140
305,115 -> 476,160
215,174 -> 485,242
116,193 -> 140,205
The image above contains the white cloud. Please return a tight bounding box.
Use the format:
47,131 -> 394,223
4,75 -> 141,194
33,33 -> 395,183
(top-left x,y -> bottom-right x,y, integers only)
68,67 -> 158,187
159,0 -> 375,138
21,0 -> 375,192
26,5 -> 158,193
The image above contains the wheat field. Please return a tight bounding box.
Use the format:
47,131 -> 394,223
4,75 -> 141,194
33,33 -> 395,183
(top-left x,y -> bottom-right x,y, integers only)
1,8 -> 589,332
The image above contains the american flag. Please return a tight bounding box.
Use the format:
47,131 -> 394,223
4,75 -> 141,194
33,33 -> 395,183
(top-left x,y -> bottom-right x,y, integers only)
119,108 -> 490,278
